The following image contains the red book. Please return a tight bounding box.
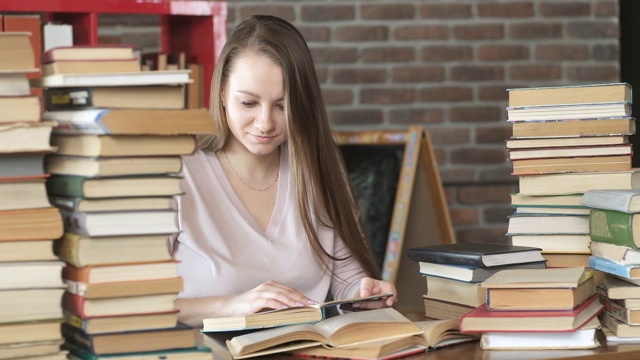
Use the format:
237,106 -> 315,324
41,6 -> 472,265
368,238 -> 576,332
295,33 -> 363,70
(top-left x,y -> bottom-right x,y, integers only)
459,294 -> 602,333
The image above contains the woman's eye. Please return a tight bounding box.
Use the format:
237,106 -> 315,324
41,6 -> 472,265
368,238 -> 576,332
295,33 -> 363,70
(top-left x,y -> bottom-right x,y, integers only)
276,104 -> 285,111
240,101 -> 255,107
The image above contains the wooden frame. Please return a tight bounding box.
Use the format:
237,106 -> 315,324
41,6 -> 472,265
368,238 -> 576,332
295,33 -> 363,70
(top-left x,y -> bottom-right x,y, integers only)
335,126 -> 455,313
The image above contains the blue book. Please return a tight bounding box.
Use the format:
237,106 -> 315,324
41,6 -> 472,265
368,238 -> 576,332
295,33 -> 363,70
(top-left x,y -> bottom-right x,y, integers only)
588,255 -> 640,280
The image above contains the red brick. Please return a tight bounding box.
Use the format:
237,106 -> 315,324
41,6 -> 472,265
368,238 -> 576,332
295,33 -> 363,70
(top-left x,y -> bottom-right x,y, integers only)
566,65 -> 619,82
239,5 -> 295,21
593,44 -> 619,61
427,127 -> 471,145
456,229 -> 509,245
595,0 -> 618,17
453,24 -> 504,40
535,44 -> 589,61
539,2 -> 592,17
479,166 -> 515,182
478,45 -> 529,61
451,66 -> 504,82
322,88 -> 353,105
298,26 -> 331,42
388,108 -> 444,124
449,106 -> 502,123
392,65 -> 445,83
478,85 -> 511,101
331,68 -> 387,84
440,169 -> 476,184
335,26 -> 389,42
394,25 -> 448,41
567,22 -> 619,38
477,2 -> 534,18
360,88 -> 415,104
451,148 -> 507,164
330,109 -> 383,126
361,47 -> 415,63
450,208 -> 479,226
476,126 -> 512,144
458,184 -> 512,204
420,3 -> 472,19
361,4 -> 415,20
421,45 -> 472,62
315,66 -> 328,82
485,206 -> 515,224
509,23 -> 562,39
443,186 -> 456,205
420,86 -> 473,102
509,64 -> 562,81
310,46 -> 358,64
300,5 -> 355,21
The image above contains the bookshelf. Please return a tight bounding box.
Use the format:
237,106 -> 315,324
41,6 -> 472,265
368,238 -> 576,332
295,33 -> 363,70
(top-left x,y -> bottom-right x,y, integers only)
0,0 -> 228,107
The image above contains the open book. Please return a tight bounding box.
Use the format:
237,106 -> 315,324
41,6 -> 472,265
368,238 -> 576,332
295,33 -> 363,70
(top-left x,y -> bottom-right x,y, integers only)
225,308 -> 423,359
288,318 -> 479,359
202,293 -> 392,332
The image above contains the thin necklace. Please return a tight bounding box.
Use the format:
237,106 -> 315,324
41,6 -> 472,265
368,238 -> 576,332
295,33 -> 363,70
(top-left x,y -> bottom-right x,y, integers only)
221,150 -> 279,192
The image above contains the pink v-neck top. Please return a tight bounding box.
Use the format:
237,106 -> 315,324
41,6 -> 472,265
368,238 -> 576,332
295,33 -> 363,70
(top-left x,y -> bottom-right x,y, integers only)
169,146 -> 366,303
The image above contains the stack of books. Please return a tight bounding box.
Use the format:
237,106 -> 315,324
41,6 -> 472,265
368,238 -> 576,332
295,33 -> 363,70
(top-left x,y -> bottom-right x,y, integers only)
505,83 -> 636,268
579,189 -> 640,341
459,267 -> 603,350
0,32 -> 68,360
406,243 -> 547,320
37,45 -> 215,359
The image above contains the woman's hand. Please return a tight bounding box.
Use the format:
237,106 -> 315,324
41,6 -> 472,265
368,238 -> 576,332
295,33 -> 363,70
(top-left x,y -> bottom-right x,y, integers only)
352,277 -> 398,309
226,280 -> 318,315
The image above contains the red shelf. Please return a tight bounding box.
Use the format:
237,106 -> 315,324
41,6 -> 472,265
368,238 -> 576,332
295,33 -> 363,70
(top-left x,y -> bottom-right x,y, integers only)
0,0 -> 227,108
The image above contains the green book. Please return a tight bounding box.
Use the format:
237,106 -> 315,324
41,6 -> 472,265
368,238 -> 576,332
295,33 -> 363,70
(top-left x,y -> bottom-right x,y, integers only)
46,175 -> 182,199
589,208 -> 640,248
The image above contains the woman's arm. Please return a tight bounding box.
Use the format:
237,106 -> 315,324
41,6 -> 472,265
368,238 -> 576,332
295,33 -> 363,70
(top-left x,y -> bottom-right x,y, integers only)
175,280 -> 319,328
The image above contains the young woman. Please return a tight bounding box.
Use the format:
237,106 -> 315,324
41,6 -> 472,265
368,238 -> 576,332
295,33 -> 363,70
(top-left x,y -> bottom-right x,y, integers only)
170,15 -> 397,327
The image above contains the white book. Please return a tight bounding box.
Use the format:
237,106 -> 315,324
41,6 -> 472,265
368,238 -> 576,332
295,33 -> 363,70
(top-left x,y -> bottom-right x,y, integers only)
37,70 -> 191,87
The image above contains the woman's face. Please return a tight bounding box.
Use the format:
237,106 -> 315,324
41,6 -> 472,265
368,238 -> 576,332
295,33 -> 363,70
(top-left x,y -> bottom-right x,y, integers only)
223,51 -> 287,155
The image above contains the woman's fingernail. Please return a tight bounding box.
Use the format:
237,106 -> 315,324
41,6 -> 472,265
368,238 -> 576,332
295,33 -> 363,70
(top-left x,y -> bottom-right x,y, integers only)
307,299 -> 318,305
295,302 -> 304,307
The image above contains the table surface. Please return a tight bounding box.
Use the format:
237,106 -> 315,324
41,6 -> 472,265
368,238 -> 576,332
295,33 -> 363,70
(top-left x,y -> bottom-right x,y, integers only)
199,330 -> 640,360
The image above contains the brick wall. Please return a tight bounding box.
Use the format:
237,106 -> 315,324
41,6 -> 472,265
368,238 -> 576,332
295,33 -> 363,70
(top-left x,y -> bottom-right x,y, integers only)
101,0 -> 620,244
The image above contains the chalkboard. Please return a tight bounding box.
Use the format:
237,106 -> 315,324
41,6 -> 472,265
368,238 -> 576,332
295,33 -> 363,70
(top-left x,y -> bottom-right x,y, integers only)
335,127 -> 455,313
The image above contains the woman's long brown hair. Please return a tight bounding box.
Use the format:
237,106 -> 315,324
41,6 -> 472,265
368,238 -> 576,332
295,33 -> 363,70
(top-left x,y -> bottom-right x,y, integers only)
198,15 -> 380,281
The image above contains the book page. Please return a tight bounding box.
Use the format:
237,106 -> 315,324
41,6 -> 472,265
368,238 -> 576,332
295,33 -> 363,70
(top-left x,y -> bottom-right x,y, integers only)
482,267 -> 587,288
226,323 -> 325,356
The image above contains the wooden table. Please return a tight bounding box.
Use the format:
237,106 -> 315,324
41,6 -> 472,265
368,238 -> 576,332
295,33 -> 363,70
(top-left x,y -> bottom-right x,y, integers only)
199,331 -> 640,360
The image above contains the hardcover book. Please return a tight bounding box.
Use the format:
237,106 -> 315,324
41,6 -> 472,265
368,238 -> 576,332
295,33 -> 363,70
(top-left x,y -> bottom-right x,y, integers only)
63,310 -> 179,334
507,83 -> 631,107
45,155 -> 183,177
59,209 -> 179,237
590,241 -> 640,264
64,277 -> 183,299
0,206 -> 63,241
589,208 -> 640,248
46,175 -> 183,198
54,232 -> 173,267
481,267 -> 596,311
518,169 -> 640,196
416,260 -> 546,283
581,189 -> 640,213
63,261 -> 179,284
60,322 -> 197,355
45,108 -> 215,135
511,117 -> 635,138
406,243 -> 545,267
51,134 -> 196,157
44,85 -> 186,110
62,291 -> 177,318
202,293 -> 393,332
506,214 -> 589,235
459,294 -> 603,333
38,70 -> 192,88
588,255 -> 640,280
0,121 -> 56,153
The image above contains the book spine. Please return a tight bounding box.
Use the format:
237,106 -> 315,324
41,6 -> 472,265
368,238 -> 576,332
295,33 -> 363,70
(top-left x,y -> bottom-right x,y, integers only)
59,210 -> 91,237
61,291 -> 88,318
44,87 -> 96,111
60,322 -> 95,353
48,195 -> 79,212
407,251 -> 484,267
53,233 -> 81,267
581,191 -> 635,212
602,297 -> 636,325
589,209 -> 638,248
588,256 -> 635,279
44,109 -> 110,135
46,175 -> 87,198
